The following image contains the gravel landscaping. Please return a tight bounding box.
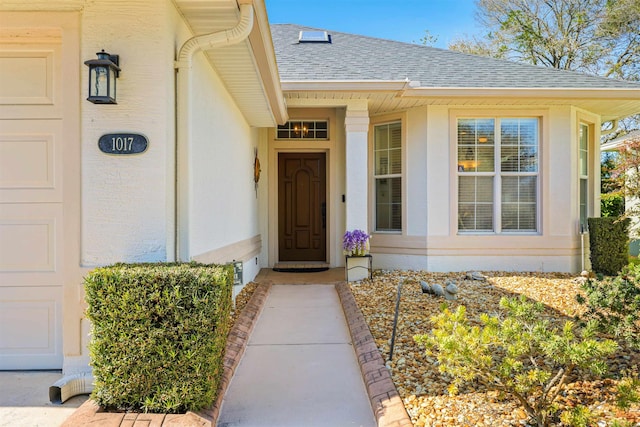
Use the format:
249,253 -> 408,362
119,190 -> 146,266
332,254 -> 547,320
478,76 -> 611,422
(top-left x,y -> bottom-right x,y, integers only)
349,270 -> 640,427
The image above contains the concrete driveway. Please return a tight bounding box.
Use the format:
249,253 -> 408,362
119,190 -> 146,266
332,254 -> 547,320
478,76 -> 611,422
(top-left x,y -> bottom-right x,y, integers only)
0,371 -> 88,427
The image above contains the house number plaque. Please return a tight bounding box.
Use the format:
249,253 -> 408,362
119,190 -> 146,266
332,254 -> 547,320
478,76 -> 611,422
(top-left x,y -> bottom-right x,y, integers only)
99,133 -> 148,155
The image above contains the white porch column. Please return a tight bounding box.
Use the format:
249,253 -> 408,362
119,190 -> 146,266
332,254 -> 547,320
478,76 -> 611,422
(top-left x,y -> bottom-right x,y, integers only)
344,102 -> 370,232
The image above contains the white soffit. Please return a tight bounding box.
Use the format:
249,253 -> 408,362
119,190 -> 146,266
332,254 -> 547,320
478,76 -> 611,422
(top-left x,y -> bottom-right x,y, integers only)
175,0 -> 279,127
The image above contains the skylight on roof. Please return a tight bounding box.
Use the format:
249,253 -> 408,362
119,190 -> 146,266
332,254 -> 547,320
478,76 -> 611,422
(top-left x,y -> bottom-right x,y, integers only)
298,31 -> 331,43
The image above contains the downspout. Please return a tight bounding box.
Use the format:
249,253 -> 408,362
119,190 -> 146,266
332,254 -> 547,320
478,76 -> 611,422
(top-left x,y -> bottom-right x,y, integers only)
173,3 -> 254,261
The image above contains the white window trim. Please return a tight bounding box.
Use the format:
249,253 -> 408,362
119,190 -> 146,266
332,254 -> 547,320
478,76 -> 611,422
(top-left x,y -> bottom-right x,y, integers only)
455,115 -> 542,235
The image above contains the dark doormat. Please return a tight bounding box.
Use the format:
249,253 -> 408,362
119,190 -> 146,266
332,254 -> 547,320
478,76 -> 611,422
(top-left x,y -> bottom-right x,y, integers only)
272,266 -> 330,273
272,262 -> 330,273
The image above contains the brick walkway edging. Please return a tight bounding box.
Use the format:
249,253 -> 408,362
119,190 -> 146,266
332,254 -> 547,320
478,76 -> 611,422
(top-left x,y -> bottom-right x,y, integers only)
61,282 -> 272,427
335,282 -> 413,427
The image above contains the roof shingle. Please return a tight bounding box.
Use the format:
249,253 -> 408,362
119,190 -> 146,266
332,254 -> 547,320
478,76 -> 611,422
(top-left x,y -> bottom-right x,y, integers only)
271,24 -> 640,90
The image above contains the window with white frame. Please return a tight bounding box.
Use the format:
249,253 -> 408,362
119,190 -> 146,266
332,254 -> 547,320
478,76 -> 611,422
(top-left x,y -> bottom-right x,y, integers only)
457,117 -> 539,233
374,121 -> 402,232
579,123 -> 589,231
276,120 -> 328,139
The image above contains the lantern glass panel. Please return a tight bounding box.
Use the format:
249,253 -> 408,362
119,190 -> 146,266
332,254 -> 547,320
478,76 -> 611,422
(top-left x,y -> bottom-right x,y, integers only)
108,67 -> 116,100
91,66 -> 109,97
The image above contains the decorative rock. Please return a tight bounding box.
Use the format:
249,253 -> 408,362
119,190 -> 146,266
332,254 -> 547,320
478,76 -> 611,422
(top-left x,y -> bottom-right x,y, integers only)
419,280 -> 432,294
466,271 -> 486,281
581,270 -> 590,278
431,283 -> 445,297
444,290 -> 457,300
445,283 -> 459,294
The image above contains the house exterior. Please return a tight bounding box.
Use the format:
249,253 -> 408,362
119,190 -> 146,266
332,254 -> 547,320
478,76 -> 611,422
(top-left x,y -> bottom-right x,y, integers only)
0,0 -> 639,372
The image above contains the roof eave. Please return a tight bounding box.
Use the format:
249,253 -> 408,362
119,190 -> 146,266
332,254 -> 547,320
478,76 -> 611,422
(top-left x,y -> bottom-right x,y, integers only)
402,87 -> 640,100
246,0 -> 288,125
281,80 -> 411,92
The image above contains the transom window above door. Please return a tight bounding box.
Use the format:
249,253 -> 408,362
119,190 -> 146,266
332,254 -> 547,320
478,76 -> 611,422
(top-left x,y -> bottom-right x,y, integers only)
276,120 -> 328,139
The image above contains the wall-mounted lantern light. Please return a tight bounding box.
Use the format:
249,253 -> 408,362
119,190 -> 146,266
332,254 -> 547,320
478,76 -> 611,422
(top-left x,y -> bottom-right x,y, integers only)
84,50 -> 120,104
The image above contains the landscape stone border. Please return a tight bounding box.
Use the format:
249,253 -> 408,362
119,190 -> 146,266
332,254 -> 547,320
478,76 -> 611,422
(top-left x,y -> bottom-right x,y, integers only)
61,282 -> 272,427
336,282 -> 413,427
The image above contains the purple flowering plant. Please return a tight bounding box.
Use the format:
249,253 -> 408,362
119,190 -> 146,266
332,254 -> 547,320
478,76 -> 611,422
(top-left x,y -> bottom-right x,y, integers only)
342,229 -> 370,256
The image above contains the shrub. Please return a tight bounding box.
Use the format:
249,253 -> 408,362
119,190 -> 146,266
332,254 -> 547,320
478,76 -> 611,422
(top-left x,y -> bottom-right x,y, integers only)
414,296 -> 617,427
577,264 -> 640,350
588,217 -> 630,276
601,192 -> 625,218
84,262 -> 233,413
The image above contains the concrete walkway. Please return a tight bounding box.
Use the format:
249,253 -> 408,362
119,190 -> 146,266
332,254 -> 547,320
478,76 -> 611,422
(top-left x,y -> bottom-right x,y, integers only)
217,283 -> 376,427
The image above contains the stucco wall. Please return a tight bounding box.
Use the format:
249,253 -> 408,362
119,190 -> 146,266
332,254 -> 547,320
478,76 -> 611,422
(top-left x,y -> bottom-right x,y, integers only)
81,0 -> 182,266
188,51 -> 260,260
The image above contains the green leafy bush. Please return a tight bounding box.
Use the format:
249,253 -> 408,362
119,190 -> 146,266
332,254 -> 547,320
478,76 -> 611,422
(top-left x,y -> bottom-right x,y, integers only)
414,296 -> 617,427
601,192 -> 625,218
577,264 -> 640,350
588,217 -> 630,276
85,262 -> 233,413
559,405 -> 595,427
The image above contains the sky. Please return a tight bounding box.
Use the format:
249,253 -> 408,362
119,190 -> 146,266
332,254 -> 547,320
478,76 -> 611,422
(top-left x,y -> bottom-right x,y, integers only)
264,0 -> 483,49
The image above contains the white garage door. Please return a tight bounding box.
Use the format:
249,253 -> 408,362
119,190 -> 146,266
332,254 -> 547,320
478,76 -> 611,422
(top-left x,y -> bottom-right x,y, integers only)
0,14 -> 79,369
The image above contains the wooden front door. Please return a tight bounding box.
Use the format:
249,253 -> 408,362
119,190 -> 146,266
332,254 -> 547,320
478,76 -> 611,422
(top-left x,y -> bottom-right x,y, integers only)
278,153 -> 327,261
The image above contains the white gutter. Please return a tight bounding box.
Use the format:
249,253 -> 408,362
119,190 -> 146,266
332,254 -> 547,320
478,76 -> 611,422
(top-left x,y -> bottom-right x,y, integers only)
281,82 -> 640,100
402,87 -> 640,100
173,3 -> 254,261
281,80 -> 412,92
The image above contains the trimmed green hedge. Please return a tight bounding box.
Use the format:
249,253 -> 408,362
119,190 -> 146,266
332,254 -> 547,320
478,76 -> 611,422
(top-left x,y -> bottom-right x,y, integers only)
588,217 -> 630,276
84,262 -> 233,413
601,192 -> 625,218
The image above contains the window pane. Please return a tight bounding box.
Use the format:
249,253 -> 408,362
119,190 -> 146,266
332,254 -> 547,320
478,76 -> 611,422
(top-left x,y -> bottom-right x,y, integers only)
521,146 -> 538,172
458,119 -> 476,145
391,177 -> 402,203
458,146 -> 477,172
476,205 -> 494,230
389,148 -> 401,174
458,204 -> 475,230
477,146 -> 495,172
477,176 -> 493,202
520,119 -> 538,145
376,177 -> 401,231
501,119 -> 519,145
501,146 -> 518,172
501,204 -> 518,230
375,126 -> 388,150
520,176 -> 537,202
303,121 -> 314,138
375,152 -> 388,175
580,124 -> 588,150
519,204 -> 537,230
502,176 -> 537,231
500,118 -> 538,172
580,178 -> 588,227
389,122 -> 402,148
458,176 -> 494,231
580,149 -> 588,176
477,119 -> 495,144
459,177 -> 475,202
